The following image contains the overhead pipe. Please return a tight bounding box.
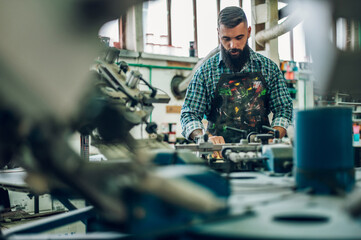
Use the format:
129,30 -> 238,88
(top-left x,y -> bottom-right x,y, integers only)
171,46 -> 220,99
255,12 -> 302,48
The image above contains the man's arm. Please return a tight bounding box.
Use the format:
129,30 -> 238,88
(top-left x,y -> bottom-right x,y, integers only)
180,68 -> 210,140
268,64 -> 293,137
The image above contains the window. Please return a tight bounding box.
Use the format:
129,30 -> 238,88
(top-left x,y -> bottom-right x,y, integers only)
171,0 -> 194,56
242,0 -> 252,49
221,0 -> 240,9
293,23 -> 307,62
98,19 -> 119,47
143,0 -> 169,54
141,0 -> 306,60
196,0 -> 218,57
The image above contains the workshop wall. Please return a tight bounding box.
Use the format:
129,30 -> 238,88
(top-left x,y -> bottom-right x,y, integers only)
118,53 -> 197,140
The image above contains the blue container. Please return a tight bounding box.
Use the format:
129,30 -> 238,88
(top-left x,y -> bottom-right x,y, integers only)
354,133 -> 360,142
295,107 -> 354,194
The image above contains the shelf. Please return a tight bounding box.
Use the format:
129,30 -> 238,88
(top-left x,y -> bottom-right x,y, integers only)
286,79 -> 297,84
298,70 -> 313,75
315,100 -> 336,106
317,100 -> 336,103
353,119 -> 361,123
338,102 -> 361,105
353,111 -> 361,114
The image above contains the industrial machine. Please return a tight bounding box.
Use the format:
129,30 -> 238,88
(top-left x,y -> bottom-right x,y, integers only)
0,42 -> 232,239
1,0 -> 361,240
0,1 -> 231,239
175,126 -> 293,174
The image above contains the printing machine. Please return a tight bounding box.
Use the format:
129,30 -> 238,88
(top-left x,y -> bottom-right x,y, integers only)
174,126 -> 294,174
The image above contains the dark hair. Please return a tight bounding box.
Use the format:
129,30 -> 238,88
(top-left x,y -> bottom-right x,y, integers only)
218,6 -> 248,28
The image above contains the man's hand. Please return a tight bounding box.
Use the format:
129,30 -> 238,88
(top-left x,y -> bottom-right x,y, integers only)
208,135 -> 225,159
209,135 -> 225,144
273,126 -> 286,138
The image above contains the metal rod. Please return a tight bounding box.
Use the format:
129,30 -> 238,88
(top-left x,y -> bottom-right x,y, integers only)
34,195 -> 39,214
167,0 -> 172,46
359,21 -> 361,49
118,18 -> 123,49
80,134 -> 89,162
217,0 -> 221,45
193,0 -> 198,57
149,67 -> 153,123
120,15 -> 127,50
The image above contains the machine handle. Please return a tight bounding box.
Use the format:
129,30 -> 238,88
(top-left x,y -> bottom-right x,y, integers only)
262,125 -> 280,139
140,77 -> 158,98
224,126 -> 247,139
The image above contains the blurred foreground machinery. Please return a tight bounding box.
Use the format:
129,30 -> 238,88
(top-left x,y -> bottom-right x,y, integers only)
0,1 -> 230,239
77,46 -> 172,158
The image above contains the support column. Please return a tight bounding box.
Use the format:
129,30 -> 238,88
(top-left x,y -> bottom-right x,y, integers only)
125,3 -> 144,52
251,0 -> 279,65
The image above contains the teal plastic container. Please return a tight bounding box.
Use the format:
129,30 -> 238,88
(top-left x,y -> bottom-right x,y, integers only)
295,107 -> 354,194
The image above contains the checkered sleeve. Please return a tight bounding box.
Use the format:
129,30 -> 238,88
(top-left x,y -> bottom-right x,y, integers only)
268,63 -> 293,130
180,68 -> 208,140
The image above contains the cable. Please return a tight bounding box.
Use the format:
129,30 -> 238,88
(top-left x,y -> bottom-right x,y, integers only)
154,87 -> 168,95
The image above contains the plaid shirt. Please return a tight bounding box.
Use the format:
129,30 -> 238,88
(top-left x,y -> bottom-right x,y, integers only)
181,48 -> 293,140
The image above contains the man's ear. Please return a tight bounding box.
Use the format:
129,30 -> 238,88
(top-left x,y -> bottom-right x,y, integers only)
247,26 -> 251,38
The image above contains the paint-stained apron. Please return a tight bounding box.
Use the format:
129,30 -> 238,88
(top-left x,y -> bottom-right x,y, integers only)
207,72 -> 271,143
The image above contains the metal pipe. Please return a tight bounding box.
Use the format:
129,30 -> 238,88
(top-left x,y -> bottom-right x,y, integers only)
177,46 -> 219,93
193,0 -> 198,57
255,12 -> 302,48
167,0 -> 172,46
359,21 -> 361,49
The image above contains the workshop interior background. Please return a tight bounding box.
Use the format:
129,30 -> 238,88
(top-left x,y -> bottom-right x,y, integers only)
1,0 -> 361,239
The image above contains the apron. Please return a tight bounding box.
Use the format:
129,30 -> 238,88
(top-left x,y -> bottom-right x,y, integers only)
207,72 -> 271,143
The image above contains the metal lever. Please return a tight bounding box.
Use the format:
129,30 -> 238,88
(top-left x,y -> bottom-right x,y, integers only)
254,134 -> 274,144
224,126 -> 247,139
262,125 -> 280,139
140,77 -> 157,98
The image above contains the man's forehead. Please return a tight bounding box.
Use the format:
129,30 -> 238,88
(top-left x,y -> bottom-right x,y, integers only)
218,22 -> 248,35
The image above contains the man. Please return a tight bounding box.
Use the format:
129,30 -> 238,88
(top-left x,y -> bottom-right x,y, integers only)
181,6 -> 293,144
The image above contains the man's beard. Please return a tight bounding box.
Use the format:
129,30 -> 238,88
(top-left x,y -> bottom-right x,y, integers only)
221,42 -> 250,72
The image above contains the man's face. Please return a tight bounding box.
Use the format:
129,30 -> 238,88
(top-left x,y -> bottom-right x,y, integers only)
218,22 -> 251,72
218,21 -> 251,56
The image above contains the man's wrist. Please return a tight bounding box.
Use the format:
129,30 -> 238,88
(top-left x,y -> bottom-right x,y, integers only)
190,129 -> 204,140
272,126 -> 286,138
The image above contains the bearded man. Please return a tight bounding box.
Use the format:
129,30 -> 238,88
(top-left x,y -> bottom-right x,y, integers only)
181,6 -> 293,144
